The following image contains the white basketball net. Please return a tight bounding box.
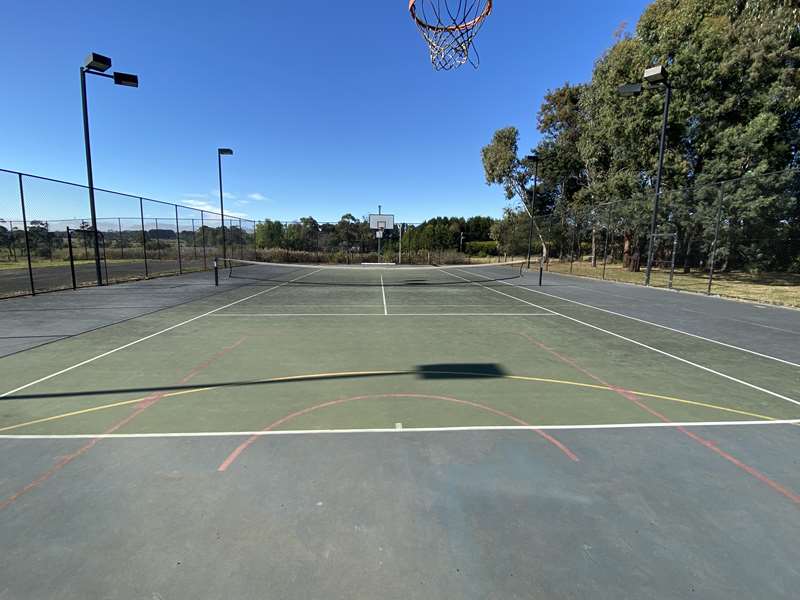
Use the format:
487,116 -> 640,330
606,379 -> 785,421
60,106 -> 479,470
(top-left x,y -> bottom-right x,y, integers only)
410,0 -> 492,71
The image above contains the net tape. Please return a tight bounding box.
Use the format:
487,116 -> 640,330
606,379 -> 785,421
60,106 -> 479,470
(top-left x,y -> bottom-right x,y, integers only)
220,258 -> 524,286
410,0 -> 492,71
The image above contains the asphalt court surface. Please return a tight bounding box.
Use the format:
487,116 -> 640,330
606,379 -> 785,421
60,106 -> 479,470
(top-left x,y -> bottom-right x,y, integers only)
1,265 -> 799,598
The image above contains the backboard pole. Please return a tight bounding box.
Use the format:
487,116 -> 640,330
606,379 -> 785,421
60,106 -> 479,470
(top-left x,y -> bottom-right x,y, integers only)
399,223 -> 403,265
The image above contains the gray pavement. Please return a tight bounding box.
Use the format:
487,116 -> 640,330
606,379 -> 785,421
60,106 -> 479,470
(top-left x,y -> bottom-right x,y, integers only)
525,271 -> 800,365
1,427 -> 798,599
0,269 -> 235,357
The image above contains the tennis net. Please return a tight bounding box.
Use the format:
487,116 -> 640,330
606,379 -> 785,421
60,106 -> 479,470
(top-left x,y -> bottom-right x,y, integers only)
215,258 -> 525,286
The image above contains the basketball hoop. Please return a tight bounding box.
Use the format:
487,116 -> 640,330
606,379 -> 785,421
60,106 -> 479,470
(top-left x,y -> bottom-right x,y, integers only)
376,228 -> 385,239
409,0 -> 493,71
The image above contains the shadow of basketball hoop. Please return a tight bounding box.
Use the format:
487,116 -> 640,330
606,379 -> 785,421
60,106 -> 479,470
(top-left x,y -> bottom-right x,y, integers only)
416,364 -> 507,380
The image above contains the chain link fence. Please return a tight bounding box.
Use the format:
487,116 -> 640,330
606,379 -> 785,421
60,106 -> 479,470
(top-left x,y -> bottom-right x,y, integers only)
0,168 -> 257,298
538,168 -> 799,305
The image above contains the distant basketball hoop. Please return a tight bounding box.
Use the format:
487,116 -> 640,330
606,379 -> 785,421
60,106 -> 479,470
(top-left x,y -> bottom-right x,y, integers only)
370,212 -> 394,256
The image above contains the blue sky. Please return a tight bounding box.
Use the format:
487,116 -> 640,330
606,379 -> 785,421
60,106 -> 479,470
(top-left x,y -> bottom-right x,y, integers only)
1,0 -> 649,223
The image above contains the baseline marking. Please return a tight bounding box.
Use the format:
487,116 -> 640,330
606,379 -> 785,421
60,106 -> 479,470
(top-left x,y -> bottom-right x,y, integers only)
3,420 -> 799,439
0,269 -> 322,399
451,269 -> 800,408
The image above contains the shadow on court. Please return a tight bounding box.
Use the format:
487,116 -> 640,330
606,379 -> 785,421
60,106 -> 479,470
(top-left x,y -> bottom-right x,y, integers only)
1,364 -> 509,401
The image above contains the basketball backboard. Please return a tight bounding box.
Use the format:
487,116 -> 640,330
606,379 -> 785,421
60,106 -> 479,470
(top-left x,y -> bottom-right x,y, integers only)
369,214 -> 395,231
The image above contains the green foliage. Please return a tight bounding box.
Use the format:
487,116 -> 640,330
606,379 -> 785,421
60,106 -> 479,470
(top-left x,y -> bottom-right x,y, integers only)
465,216 -> 494,241
490,208 -> 530,256
465,240 -> 498,256
255,220 -> 284,249
481,127 -> 531,201
484,0 -> 799,272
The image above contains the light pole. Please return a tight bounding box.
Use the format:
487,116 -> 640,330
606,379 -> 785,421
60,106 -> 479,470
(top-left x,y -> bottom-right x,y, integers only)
80,52 -> 139,286
523,153 -> 541,270
618,64 -> 672,286
217,148 -> 234,260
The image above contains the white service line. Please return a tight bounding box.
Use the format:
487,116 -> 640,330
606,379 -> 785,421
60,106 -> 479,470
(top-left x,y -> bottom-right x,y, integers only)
380,275 -> 388,315
2,419 -> 798,439
208,313 -> 555,317
449,268 -> 800,408
513,279 -> 800,368
0,269 -> 322,398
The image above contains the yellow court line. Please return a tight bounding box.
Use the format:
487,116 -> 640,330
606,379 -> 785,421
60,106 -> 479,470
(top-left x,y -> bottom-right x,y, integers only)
0,370 -> 785,433
0,387 -> 215,434
504,374 -> 781,422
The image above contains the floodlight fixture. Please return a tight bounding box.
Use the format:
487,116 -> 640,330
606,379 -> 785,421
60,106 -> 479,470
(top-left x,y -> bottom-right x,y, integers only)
617,83 -> 643,97
84,52 -> 112,72
112,72 -> 139,87
218,148 -> 234,156
79,52 -> 139,285
643,65 -> 668,85
617,63 -> 673,287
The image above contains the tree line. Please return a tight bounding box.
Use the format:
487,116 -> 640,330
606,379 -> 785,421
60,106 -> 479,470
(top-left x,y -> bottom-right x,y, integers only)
254,214 -> 500,256
482,0 -> 799,273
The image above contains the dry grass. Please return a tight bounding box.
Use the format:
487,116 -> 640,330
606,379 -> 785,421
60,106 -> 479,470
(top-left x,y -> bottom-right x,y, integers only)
0,258 -> 142,271
545,259 -> 800,308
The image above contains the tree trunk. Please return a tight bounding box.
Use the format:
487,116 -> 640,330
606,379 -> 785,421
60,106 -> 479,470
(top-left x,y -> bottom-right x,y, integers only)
622,231 -> 632,268
591,226 -> 597,267
682,230 -> 693,273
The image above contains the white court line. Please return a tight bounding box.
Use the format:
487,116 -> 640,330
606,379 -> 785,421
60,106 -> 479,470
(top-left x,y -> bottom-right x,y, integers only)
2,419 -> 799,439
208,313 -> 555,317
0,269 -> 323,398
517,276 -> 800,368
380,275 -> 388,315
448,268 -> 800,408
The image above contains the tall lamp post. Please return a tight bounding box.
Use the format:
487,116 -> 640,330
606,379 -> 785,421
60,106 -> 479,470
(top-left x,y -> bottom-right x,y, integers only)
523,153 -> 541,270
80,52 -> 139,286
217,148 -> 234,260
618,64 -> 672,286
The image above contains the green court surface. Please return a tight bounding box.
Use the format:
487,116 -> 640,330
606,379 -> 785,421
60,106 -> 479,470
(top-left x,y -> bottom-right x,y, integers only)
3,265 -> 800,599
2,264 -> 799,446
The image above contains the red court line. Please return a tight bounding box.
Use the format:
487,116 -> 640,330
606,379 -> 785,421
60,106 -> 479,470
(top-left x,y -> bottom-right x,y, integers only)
218,392 -> 579,471
519,332 -> 800,506
0,337 -> 247,512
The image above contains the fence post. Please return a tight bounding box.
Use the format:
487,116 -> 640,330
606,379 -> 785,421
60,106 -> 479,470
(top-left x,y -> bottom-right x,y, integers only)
155,217 -> 161,259
200,211 -> 207,269
66,227 -> 77,289
139,197 -> 149,278
18,174 -> 35,295
175,205 -> 183,274
192,218 -> 197,259
101,232 -> 109,284
67,227 -> 78,290
238,218 -> 244,259
707,184 -> 724,295
46,221 -> 53,261
118,217 -> 125,258
668,234 -> 678,289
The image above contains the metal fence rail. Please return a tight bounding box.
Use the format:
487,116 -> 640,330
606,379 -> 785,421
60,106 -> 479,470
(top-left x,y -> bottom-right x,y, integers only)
0,168 -> 257,298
